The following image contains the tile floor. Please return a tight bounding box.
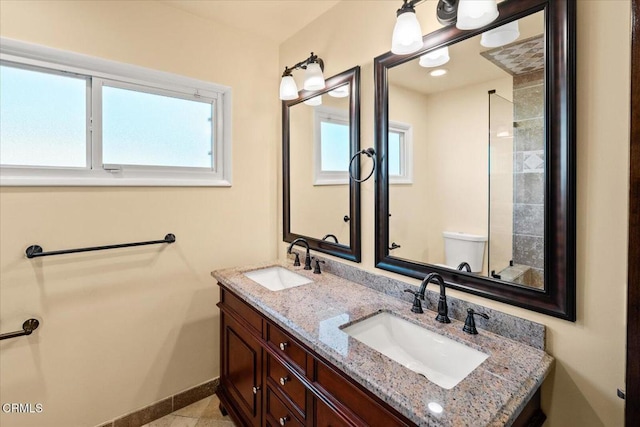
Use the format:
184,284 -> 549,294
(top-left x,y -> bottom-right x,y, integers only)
141,394 -> 237,427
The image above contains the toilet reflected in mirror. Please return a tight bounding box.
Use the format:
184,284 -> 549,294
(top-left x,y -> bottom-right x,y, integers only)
440,232 -> 487,273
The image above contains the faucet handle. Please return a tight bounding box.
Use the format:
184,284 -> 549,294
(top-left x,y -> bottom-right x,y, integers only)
292,253 -> 300,267
403,289 -> 424,314
312,258 -> 325,274
463,308 -> 490,334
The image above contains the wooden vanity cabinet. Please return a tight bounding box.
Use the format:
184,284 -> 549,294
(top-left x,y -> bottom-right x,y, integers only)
220,309 -> 263,427
217,286 -> 413,427
217,284 -> 545,427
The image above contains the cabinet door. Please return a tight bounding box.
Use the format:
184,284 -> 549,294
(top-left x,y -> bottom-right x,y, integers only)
222,312 -> 262,427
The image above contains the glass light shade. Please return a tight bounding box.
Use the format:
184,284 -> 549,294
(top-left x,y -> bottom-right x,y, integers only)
419,46 -> 450,68
456,0 -> 499,30
328,85 -> 350,98
279,75 -> 298,100
391,11 -> 424,55
303,95 -> 322,106
303,62 -> 325,91
481,20 -> 520,47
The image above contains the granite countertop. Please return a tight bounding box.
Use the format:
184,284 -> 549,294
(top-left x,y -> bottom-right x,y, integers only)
212,261 -> 554,427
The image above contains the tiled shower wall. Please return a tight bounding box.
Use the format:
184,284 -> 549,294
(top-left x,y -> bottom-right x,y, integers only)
512,70 -> 545,288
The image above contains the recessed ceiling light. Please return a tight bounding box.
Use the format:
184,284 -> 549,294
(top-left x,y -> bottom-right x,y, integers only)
430,68 -> 448,77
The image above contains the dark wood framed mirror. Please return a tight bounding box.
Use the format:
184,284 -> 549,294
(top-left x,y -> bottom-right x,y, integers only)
374,0 -> 575,320
284,66 -> 361,262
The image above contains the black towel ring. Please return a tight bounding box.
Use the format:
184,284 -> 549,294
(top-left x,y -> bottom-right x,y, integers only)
348,148 -> 376,183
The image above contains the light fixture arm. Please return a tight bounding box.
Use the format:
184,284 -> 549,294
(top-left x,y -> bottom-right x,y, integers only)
397,0 -> 427,16
282,52 -> 325,78
436,0 -> 459,26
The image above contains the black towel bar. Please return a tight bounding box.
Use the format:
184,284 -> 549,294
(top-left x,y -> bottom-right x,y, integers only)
25,233 -> 176,259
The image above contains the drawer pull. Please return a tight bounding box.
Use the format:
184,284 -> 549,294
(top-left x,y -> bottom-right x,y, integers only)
279,376 -> 289,386
279,342 -> 288,351
252,386 -> 261,394
279,416 -> 289,426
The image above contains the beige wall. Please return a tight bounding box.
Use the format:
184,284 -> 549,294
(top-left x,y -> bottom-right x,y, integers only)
0,1 -> 279,426
387,83 -> 432,262
279,1 -> 630,426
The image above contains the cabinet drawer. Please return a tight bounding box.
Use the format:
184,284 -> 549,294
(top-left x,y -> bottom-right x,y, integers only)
315,398 -> 352,427
266,387 -> 304,427
267,354 -> 306,416
315,360 -> 409,427
220,287 -> 262,334
266,322 -> 307,374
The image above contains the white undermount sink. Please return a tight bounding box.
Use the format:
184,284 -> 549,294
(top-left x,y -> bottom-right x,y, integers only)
342,312 -> 489,389
244,266 -> 313,291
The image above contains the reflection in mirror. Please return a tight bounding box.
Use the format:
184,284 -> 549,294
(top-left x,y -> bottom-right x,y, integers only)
387,10 -> 544,288
283,66 -> 361,262
489,86 -> 545,289
376,0 -> 576,320
290,88 -> 351,245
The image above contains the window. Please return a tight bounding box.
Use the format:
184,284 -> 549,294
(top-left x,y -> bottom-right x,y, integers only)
388,121 -> 413,184
1,64 -> 88,169
0,38 -> 231,186
100,82 -> 214,169
313,106 -> 350,185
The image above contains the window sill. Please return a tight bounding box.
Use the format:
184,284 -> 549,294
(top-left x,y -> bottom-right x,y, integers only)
0,176 -> 232,187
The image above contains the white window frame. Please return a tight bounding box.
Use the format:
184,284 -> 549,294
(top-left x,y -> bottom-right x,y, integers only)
389,120 -> 413,185
0,37 -> 232,186
313,106 -> 350,186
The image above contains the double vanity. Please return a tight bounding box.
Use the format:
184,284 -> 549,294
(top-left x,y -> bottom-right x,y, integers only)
226,1 -> 573,424
213,261 -> 553,427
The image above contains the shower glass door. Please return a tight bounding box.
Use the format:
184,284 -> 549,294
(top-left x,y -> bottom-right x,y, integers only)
488,91 -> 515,281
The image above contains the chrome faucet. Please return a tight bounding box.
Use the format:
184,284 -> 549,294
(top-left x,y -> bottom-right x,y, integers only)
404,273 -> 451,322
287,238 -> 312,270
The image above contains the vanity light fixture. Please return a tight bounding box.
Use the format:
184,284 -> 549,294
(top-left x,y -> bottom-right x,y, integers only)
279,52 -> 325,100
481,20 -> 520,47
279,75 -> 298,101
419,46 -> 450,67
430,68 -> 448,77
455,0 -> 499,30
392,0 -> 499,55
391,1 -> 424,54
303,95 -> 322,106
328,85 -> 350,98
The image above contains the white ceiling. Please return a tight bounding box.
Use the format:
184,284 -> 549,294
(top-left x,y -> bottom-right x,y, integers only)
159,0 -> 341,44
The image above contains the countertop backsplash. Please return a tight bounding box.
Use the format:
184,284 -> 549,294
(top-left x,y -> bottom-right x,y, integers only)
289,250 -> 545,350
